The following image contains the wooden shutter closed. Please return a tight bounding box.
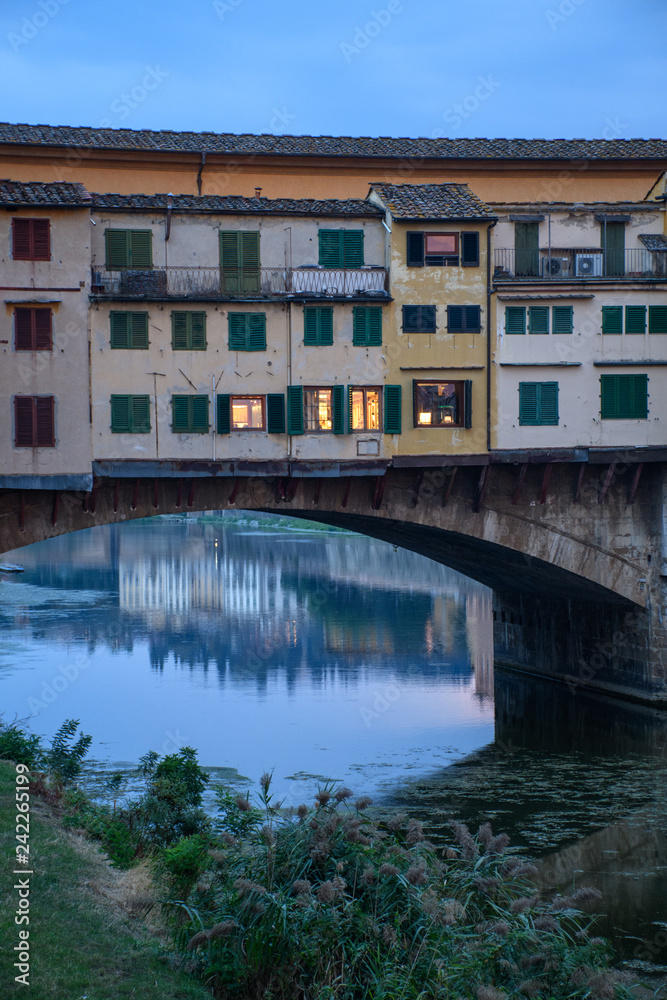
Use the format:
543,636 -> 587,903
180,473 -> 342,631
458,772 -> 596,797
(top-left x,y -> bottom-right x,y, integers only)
304,307 -> 319,345
625,305 -> 646,334
15,397 -> 35,446
304,306 -> 334,346
383,385 -> 402,434
12,219 -> 32,260
191,396 -> 209,432
111,395 -> 131,432
111,394 -> 150,432
319,230 -> 343,267
406,232 -> 424,267
34,309 -> 52,350
539,383 -> 559,424
15,308 -> 34,350
353,307 -> 381,345
130,312 -> 149,349
266,394 -> 286,433
110,312 -> 130,348
190,312 -> 206,350
133,396 -> 151,432
105,230 -> 130,268
12,219 -> 50,260
464,380 -> 473,429
32,220 -> 50,261
448,305 -> 464,332
172,396 -> 190,432
342,231 -> 364,267
601,306 -> 622,334
318,307 -> 333,345
35,396 -> 54,446
332,384 -> 345,434
649,306 -> 667,334
601,374 -> 648,419
217,394 -> 231,434
367,307 -> 381,345
552,306 -> 573,334
172,312 -> 189,350
529,306 -> 549,335
505,307 -> 526,335
247,314 -> 266,351
461,231 -> 480,267
519,383 -> 539,424
129,231 -> 152,268
228,313 -> 248,350
287,386 -> 304,435
465,305 -> 481,332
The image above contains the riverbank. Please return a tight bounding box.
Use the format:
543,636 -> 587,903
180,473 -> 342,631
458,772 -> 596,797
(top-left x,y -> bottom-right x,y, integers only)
0,759 -> 212,999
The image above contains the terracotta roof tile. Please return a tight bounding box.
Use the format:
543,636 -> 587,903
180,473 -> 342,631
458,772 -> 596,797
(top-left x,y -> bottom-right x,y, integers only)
0,179 -> 91,206
370,182 -> 496,220
639,233 -> 667,250
91,192 -> 382,217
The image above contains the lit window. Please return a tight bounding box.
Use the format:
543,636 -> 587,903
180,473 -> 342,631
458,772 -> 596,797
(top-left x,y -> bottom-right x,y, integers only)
231,396 -> 264,430
414,382 -> 461,427
304,388 -> 332,431
350,387 -> 381,431
424,233 -> 459,265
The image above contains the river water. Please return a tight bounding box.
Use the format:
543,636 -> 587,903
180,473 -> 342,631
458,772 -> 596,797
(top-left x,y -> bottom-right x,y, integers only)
0,514 -> 666,978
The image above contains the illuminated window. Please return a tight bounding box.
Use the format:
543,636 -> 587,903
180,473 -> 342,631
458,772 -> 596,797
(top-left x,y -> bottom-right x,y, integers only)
350,387 -> 381,431
424,232 -> 459,265
231,396 -> 265,430
304,388 -> 332,431
413,381 -> 470,428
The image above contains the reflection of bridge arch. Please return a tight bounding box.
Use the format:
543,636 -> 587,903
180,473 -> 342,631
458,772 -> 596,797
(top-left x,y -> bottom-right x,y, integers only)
1,461 -> 666,704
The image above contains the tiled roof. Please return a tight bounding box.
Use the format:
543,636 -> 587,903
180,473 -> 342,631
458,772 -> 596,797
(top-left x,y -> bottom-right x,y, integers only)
92,192 -> 382,217
370,183 -> 496,220
0,179 -> 91,206
2,123 -> 667,161
639,233 -> 667,250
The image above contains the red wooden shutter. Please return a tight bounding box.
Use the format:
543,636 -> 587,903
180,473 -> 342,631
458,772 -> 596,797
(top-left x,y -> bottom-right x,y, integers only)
12,219 -> 31,260
12,219 -> 50,260
14,397 -> 35,446
34,310 -> 52,350
15,308 -> 34,350
31,220 -> 50,260
35,397 -> 55,446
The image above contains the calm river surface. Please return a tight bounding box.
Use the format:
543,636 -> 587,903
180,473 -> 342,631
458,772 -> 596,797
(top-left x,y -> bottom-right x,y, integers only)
1,514 -> 666,977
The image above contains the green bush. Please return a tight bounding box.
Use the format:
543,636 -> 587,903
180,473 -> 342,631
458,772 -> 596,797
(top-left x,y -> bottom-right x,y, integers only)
43,719 -> 92,787
159,834 -> 211,901
0,720 -> 42,767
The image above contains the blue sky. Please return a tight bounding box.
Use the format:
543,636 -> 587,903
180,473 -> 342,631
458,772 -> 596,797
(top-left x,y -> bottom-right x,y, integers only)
0,0 -> 664,140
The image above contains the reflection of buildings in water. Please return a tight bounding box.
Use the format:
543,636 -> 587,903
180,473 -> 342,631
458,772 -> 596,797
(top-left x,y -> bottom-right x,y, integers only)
465,592 -> 494,698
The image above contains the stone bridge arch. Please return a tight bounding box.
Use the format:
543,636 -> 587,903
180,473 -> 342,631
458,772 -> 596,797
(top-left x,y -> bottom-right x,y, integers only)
1,460 -> 666,704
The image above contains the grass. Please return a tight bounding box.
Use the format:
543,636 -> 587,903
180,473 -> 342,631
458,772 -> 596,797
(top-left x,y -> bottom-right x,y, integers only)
0,760 -> 213,1000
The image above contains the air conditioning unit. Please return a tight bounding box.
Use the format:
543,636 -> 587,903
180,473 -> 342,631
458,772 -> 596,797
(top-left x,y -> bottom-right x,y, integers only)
541,256 -> 569,277
575,253 -> 603,277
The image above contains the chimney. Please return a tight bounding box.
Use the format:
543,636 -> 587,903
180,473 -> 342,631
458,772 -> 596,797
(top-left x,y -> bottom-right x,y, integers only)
254,187 -> 262,200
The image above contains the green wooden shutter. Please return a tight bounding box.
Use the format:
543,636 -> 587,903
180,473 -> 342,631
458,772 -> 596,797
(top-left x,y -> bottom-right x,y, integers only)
191,396 -> 209,432
552,306 -> 573,334
318,306 -> 333,345
266,393 -> 286,433
319,230 -> 343,267
353,307 -> 366,345
631,374 -> 648,418
505,307 -> 526,335
465,305 -> 481,332
529,306 -> 549,335
367,307 -> 382,345
625,305 -> 646,334
130,312 -> 149,349
384,385 -> 402,434
601,306 -> 623,334
342,231 -> 364,267
602,221 -> 625,276
461,232 -> 480,267
519,383 -> 539,424
649,305 -> 667,334
332,384 -> 345,434
110,395 -> 131,432
304,307 -> 319,345
407,232 -> 424,267
240,232 -> 260,292
287,386 -> 304,435
105,229 -> 129,268
228,313 -> 248,350
172,312 -> 189,350
220,231 -> 240,292
463,380 -> 473,429
601,374 -> 648,419
129,230 -> 152,267
515,222 -> 539,276
131,395 -> 151,432
539,383 -> 559,425
172,395 -> 190,432
247,314 -> 266,351
110,312 -> 129,348
217,394 -> 231,434
190,312 -> 206,350
448,305 -> 464,332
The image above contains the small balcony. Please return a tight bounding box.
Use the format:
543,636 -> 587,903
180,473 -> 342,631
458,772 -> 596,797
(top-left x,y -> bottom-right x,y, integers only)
493,248 -> 667,282
90,265 -> 390,300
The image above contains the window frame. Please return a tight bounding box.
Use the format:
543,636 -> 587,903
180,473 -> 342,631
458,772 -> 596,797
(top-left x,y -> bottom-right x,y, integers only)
12,218 -> 51,261
348,386 -> 382,432
424,232 -> 459,266
230,395 -> 266,431
413,380 -> 467,429
303,386 -> 334,433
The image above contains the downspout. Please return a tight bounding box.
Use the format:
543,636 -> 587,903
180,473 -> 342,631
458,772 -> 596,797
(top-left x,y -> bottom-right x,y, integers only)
486,220 -> 497,454
287,301 -> 292,459
196,153 -> 206,196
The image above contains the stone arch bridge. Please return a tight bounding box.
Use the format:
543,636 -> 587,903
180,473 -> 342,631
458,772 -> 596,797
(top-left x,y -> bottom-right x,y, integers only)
1,456 -> 666,705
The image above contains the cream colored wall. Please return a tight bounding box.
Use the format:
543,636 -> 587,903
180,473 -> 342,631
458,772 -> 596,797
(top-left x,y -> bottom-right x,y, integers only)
383,219 -> 489,456
0,207 -> 92,478
493,209 -> 663,251
494,289 -> 667,450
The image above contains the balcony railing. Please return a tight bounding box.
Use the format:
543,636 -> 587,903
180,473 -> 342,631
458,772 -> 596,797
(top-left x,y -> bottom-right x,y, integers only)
493,248 -> 667,281
90,265 -> 390,299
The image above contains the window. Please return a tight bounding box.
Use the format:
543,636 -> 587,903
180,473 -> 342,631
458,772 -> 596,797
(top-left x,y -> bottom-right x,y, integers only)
14,395 -> 54,447
353,306 -> 382,345
649,306 -> 667,334
172,395 -> 210,433
602,306 -> 623,334
515,222 -> 539,276
228,313 -> 266,351
349,387 -> 381,431
14,307 -> 52,350
304,306 -> 333,345
413,380 -> 472,428
110,395 -> 151,433
231,397 -> 265,430
447,305 -> 481,333
219,231 -> 260,293
406,232 -> 475,267
318,230 -> 364,268
518,383 -> 559,425
304,387 -> 333,431
12,218 -> 50,261
104,229 -> 152,268
110,312 -> 149,349
600,374 -> 648,419
217,394 -> 285,433
172,311 -> 206,350
505,305 -> 572,335
625,305 -> 646,334
402,305 -> 436,333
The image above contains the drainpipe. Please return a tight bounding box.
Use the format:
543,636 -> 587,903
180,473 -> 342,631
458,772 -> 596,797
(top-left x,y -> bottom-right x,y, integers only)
196,153 -> 206,196
486,220 -> 497,454
286,301 -> 292,459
